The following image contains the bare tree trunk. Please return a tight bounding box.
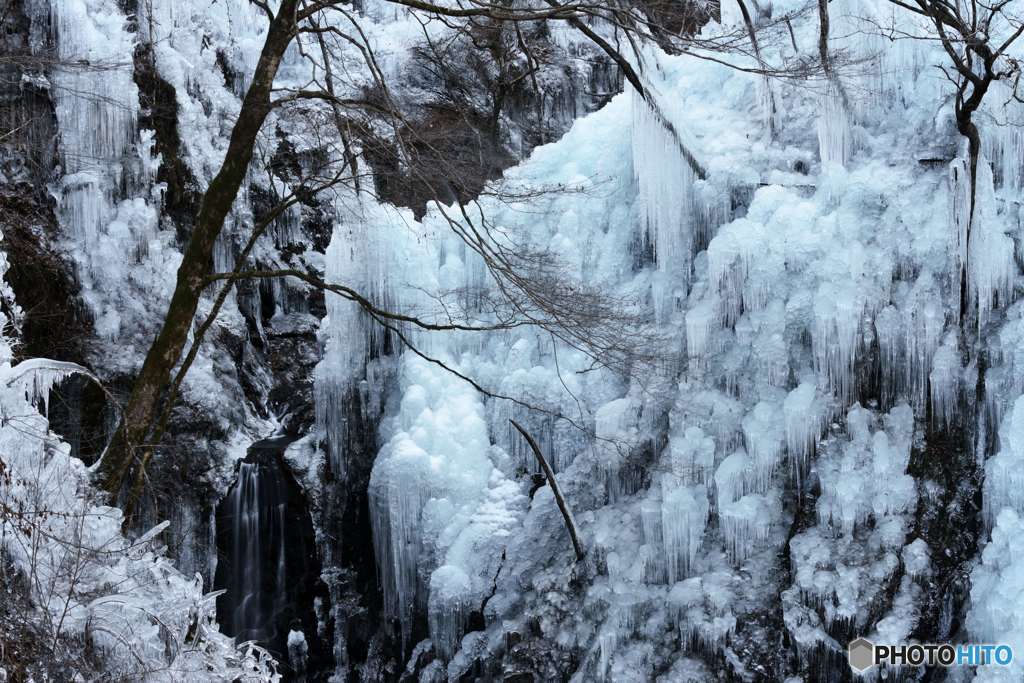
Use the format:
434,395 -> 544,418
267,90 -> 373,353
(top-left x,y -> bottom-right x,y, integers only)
510,419 -> 585,562
817,0 -> 849,108
95,1 -> 300,512
956,104 -> 986,323
736,0 -> 776,137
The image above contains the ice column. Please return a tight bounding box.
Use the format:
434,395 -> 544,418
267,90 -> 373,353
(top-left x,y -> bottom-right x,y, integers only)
428,565 -> 473,662
720,494 -> 772,565
661,479 -> 709,583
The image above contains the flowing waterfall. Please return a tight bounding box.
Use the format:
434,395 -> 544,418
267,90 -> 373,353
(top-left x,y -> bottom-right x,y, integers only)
221,458 -> 288,643
215,437 -> 327,674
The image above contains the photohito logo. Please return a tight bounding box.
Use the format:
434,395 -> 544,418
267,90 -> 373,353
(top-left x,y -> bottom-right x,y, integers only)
848,638 -> 1014,672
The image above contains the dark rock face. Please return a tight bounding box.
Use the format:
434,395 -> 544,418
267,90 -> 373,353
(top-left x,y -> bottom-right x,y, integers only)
132,42 -> 202,242
0,0 -> 88,363
0,0 -> 57,194
319,381 -> 403,681
0,0 -> 112,467
215,436 -> 333,680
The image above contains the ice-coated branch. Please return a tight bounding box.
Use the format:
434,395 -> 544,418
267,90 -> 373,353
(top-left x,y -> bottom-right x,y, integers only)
510,419 -> 585,562
1,358 -> 121,423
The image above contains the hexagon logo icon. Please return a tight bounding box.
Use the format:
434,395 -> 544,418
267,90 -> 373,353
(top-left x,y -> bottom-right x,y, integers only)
848,638 -> 875,673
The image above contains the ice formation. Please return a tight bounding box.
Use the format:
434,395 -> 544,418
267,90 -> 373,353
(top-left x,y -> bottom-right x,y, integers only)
428,565 -> 473,662
714,449 -> 750,509
660,481 -> 709,583
719,493 -> 773,565
783,382 -> 825,483
817,86 -> 852,167
368,356 -> 524,650
15,0 -> 1024,676
968,509 -> 1024,682
0,356 -> 275,678
984,396 -> 1024,529
666,426 -> 716,487
816,404 -> 915,536
929,333 -> 960,430
632,86 -> 697,292
27,0 -> 179,344
0,358 -> 97,417
741,400 -> 785,494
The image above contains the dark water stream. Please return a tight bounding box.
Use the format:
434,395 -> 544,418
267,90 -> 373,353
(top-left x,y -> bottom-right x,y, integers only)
214,436 -> 329,679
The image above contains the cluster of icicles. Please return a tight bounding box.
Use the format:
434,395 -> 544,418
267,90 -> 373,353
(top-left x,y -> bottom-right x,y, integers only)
267,0 -> 1024,672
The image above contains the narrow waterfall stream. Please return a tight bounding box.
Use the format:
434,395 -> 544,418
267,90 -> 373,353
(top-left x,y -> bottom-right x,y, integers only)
215,436 -> 330,678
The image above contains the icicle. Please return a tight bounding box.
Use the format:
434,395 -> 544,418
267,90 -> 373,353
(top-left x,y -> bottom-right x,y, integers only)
610,589 -> 648,638
784,383 -> 825,482
631,86 -> 697,309
685,298 -> 717,362
812,281 -> 864,403
706,227 -> 745,328
929,334 -> 960,430
720,494 -> 772,565
874,305 -> 902,407
714,449 -> 749,508
694,181 -> 731,252
981,79 -> 1024,193
947,153 -> 1014,325
665,426 -> 716,488
58,173 -> 107,245
368,440 -> 430,647
638,543 -> 665,584
273,203 -> 303,248
427,565 -> 472,662
595,398 -> 642,502
315,211 -> 395,473
949,157 -> 971,295
40,0 -> 138,175
640,499 -> 663,547
752,301 -> 789,387
0,358 -> 96,417
967,158 -> 1015,326
905,289 -> 945,410
661,479 -> 709,583
984,397 -> 1024,529
667,573 -> 737,657
598,627 -> 617,680
741,401 -> 785,493
817,84 -> 852,167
